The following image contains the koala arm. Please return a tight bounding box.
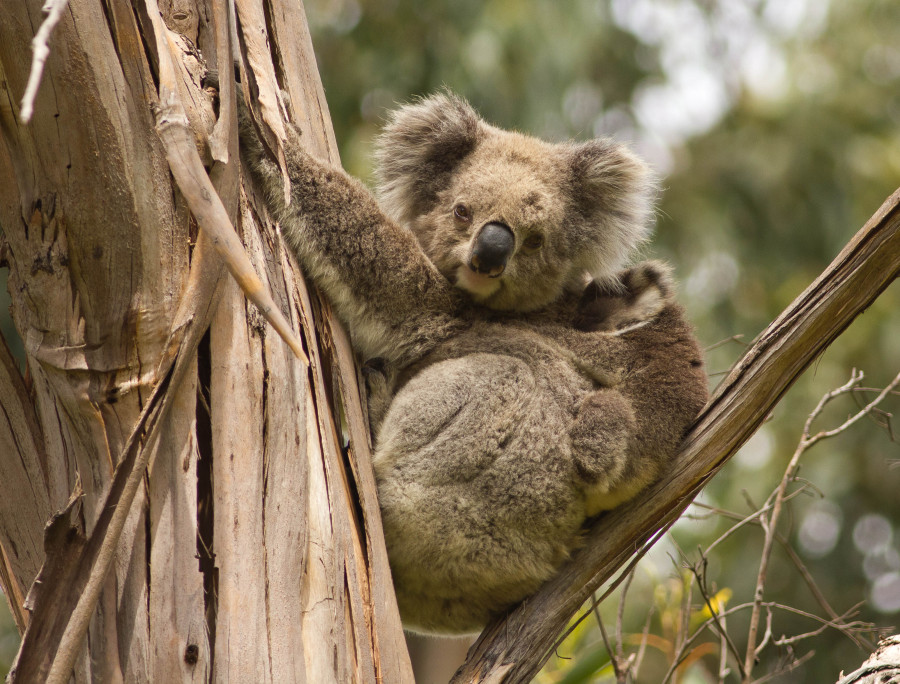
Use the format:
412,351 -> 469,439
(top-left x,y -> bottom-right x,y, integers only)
566,262 -> 708,514
240,109 -> 461,364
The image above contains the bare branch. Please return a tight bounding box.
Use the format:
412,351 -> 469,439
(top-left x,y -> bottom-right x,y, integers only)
754,607 -> 773,657
615,569 -> 635,666
680,561 -> 744,681
717,612 -> 730,684
805,370 -> 900,448
20,0 -> 69,123
705,334 -> 747,352
593,598 -> 624,683
631,606 -> 654,680
689,496 -> 872,653
742,369 -> 900,681
751,650 -> 816,684
764,602 -> 876,646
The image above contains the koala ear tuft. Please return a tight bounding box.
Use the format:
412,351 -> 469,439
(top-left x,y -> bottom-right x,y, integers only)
375,92 -> 483,224
568,139 -> 659,285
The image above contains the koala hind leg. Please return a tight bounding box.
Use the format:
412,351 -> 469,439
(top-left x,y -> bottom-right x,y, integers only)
570,389 -> 650,516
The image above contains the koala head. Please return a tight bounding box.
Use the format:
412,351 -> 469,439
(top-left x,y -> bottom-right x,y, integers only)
374,92 -> 657,312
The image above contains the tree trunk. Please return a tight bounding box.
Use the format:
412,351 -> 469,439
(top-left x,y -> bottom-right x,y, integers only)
0,0 -> 412,681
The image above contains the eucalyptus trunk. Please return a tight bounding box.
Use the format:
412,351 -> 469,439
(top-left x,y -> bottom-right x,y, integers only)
0,0 -> 412,681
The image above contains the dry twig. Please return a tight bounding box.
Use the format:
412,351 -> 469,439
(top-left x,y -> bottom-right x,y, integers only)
20,0 -> 69,123
741,369 -> 900,682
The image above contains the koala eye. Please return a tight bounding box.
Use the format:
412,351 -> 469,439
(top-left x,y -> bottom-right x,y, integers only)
453,204 -> 472,223
522,233 -> 544,251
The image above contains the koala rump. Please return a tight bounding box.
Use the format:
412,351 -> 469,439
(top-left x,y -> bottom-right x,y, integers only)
239,92 -> 707,634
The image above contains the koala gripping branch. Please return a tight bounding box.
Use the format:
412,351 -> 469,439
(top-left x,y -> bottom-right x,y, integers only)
451,188 -> 900,683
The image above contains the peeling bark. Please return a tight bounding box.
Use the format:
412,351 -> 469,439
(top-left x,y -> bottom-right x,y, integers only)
0,0 -> 412,681
835,635 -> 900,684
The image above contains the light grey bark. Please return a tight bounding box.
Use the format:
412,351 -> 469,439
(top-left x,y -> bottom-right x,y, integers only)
835,635 -> 900,684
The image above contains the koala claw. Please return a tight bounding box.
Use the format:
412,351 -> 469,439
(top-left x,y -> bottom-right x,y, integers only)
575,260 -> 675,333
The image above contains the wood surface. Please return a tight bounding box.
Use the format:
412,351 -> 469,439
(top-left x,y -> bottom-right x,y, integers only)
0,0 -> 412,681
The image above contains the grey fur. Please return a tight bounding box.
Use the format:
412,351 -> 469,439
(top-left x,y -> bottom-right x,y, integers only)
240,93 -> 707,634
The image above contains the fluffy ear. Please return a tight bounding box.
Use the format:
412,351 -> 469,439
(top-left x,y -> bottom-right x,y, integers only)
375,92 -> 483,224
568,139 -> 659,285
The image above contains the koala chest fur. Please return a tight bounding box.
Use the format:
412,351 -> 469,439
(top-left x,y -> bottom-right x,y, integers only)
240,92 -> 708,634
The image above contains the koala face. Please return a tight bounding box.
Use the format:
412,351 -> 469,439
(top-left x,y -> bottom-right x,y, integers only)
375,93 -> 657,312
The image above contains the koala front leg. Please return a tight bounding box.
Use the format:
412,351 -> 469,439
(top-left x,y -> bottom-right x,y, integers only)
575,260 -> 674,334
568,260 -> 699,515
240,108 -> 459,364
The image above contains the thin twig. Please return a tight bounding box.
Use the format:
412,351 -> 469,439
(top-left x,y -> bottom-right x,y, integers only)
753,606 -> 773,657
689,561 -> 745,678
717,610 -> 730,684
766,601 -> 876,645
804,370 -> 900,448
741,370 -> 900,682
697,484 -> 807,558
666,598 -> 874,679
705,334 -> 747,352
631,606 -> 654,680
21,0 -> 70,123
691,501 -> 849,635
616,569 -> 636,666
750,650 -> 815,684
773,604 -> 867,647
593,597 -> 625,683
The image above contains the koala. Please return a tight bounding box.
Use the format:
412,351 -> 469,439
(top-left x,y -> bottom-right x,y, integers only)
239,92 -> 707,634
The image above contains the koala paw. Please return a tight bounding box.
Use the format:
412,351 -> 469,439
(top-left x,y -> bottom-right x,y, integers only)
575,260 -> 675,333
570,390 -> 635,484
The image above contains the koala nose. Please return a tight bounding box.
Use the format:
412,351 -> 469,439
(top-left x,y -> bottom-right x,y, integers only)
470,222 -> 515,277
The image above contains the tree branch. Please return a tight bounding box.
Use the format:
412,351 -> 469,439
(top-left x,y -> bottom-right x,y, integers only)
452,188 -> 900,683
836,635 -> 900,684
19,0 -> 69,123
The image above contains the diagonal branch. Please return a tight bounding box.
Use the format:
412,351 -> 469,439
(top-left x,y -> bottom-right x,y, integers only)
452,187 -> 900,683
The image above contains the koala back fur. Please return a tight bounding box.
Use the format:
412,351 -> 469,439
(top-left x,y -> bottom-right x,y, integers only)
239,92 -> 707,634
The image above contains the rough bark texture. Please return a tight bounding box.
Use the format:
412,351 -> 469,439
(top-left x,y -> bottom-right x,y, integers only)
835,636 -> 900,684
0,0 -> 412,681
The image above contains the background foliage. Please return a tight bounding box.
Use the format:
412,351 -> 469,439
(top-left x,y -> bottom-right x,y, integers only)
2,0 -> 900,680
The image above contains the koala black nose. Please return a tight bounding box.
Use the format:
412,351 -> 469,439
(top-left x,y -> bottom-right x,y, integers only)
470,222 -> 515,277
